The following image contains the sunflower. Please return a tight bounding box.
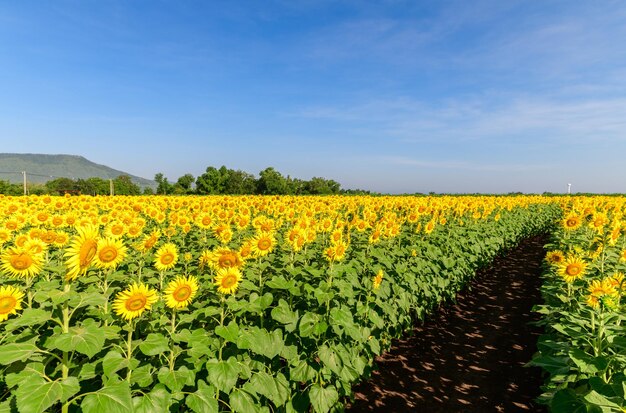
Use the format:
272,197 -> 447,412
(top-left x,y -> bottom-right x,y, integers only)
587,278 -> 619,309
545,250 -> 565,266
0,285 -> 24,322
64,225 -> 100,281
214,268 -> 242,295
105,222 -> 126,239
0,247 -> 44,278
164,275 -> 199,309
562,213 -> 582,231
557,255 -> 587,283
372,269 -> 383,290
23,238 -> 48,255
250,232 -> 275,257
136,230 -> 160,253
112,283 -> 159,321
0,229 -> 11,245
324,241 -> 348,262
207,248 -> 243,270
154,242 -> 178,272
94,237 -> 127,270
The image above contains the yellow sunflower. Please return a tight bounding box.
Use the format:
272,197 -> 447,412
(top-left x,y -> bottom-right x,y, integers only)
94,237 -> 127,270
0,285 -> 24,322
164,275 -> 199,309
372,269 -> 383,290
64,224 -> 100,281
112,283 -> 159,321
214,268 -> 242,295
207,248 -> 243,270
23,238 -> 48,255
562,213 -> 582,231
0,247 -> 43,278
250,232 -> 275,257
557,255 -> 587,283
154,242 -> 179,272
545,250 -> 565,266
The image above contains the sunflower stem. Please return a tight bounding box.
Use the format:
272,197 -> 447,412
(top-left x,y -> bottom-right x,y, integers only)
126,320 -> 134,382
218,297 -> 225,361
169,310 -> 176,371
60,282 -> 71,413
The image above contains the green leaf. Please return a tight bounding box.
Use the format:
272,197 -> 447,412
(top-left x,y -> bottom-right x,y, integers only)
550,389 -> 587,413
229,389 -> 259,413
132,384 -> 171,413
130,364 -> 154,388
185,380 -> 218,413
583,390 -> 622,409
215,320 -> 240,343
139,333 -> 169,356
205,358 -> 240,393
0,343 -> 40,365
81,381 -> 133,413
16,377 -> 80,413
102,350 -> 129,379
530,355 -> 571,375
157,366 -> 195,393
290,359 -> 316,382
265,275 -> 295,290
318,345 -> 342,376
271,299 -> 299,331
51,320 -> 106,358
299,312 -> 320,338
3,308 -> 51,331
569,349 -> 608,374
308,384 -> 338,413
247,371 -> 290,407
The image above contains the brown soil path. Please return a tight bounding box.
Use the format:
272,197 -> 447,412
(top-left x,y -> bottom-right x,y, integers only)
348,235 -> 547,413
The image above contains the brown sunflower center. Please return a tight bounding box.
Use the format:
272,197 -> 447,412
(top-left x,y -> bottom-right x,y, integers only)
125,294 -> 147,311
218,253 -> 236,268
111,225 -> 124,235
99,246 -> 118,263
221,274 -> 237,288
10,253 -> 32,270
160,253 -> 175,265
258,239 -> 271,251
79,240 -> 98,267
0,296 -> 17,314
566,264 -> 581,276
173,285 -> 192,301
566,219 -> 578,227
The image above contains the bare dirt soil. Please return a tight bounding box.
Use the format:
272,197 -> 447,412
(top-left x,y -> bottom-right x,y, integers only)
347,235 -> 548,413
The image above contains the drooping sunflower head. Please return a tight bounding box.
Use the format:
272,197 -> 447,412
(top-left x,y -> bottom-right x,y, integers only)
214,267 -> 242,295
64,224 -> 100,281
164,275 -> 199,309
0,247 -> 44,279
209,248 -> 243,270
112,283 -> 159,321
557,255 -> 587,283
0,285 -> 24,322
372,269 -> 383,290
154,242 -> 179,272
94,237 -> 127,270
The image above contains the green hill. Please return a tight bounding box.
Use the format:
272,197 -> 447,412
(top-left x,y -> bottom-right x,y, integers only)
0,153 -> 155,188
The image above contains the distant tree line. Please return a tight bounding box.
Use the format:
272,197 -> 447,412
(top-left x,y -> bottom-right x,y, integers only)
154,166 -> 362,195
0,166 -> 372,196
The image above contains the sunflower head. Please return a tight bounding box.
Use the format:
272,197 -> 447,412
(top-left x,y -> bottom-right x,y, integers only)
154,243 -> 179,272
214,268 -> 242,295
164,275 -> 199,309
562,214 -> 582,231
112,283 -> 159,321
372,270 -> 383,290
0,285 -> 24,322
557,255 -> 587,283
1,247 -> 44,279
94,237 -> 127,270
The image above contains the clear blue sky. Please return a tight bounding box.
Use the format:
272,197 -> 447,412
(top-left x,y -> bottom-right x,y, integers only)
1,1 -> 626,193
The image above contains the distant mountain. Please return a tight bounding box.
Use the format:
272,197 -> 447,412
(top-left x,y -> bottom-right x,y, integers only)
0,154 -> 156,188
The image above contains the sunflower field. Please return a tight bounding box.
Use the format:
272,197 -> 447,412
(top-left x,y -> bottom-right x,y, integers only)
532,197 -> 626,412
0,194 -> 559,413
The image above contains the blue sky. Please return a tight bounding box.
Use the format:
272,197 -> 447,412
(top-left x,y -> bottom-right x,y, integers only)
1,1 -> 626,193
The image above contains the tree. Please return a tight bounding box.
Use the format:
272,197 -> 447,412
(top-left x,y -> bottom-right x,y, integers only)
0,179 -> 22,195
173,173 -> 195,194
303,177 -> 341,194
154,173 -> 172,195
257,167 -> 288,195
223,169 -> 256,194
113,175 -> 141,195
45,177 -> 79,194
196,166 -> 229,195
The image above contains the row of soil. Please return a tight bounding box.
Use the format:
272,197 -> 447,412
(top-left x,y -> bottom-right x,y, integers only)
347,235 -> 548,413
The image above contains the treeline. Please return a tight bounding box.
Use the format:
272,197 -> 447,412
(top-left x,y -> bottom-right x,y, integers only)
155,166 -> 361,195
0,166 -> 372,196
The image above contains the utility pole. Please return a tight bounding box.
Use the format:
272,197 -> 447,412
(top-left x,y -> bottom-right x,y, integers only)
22,171 -> 26,195
109,179 -> 114,196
